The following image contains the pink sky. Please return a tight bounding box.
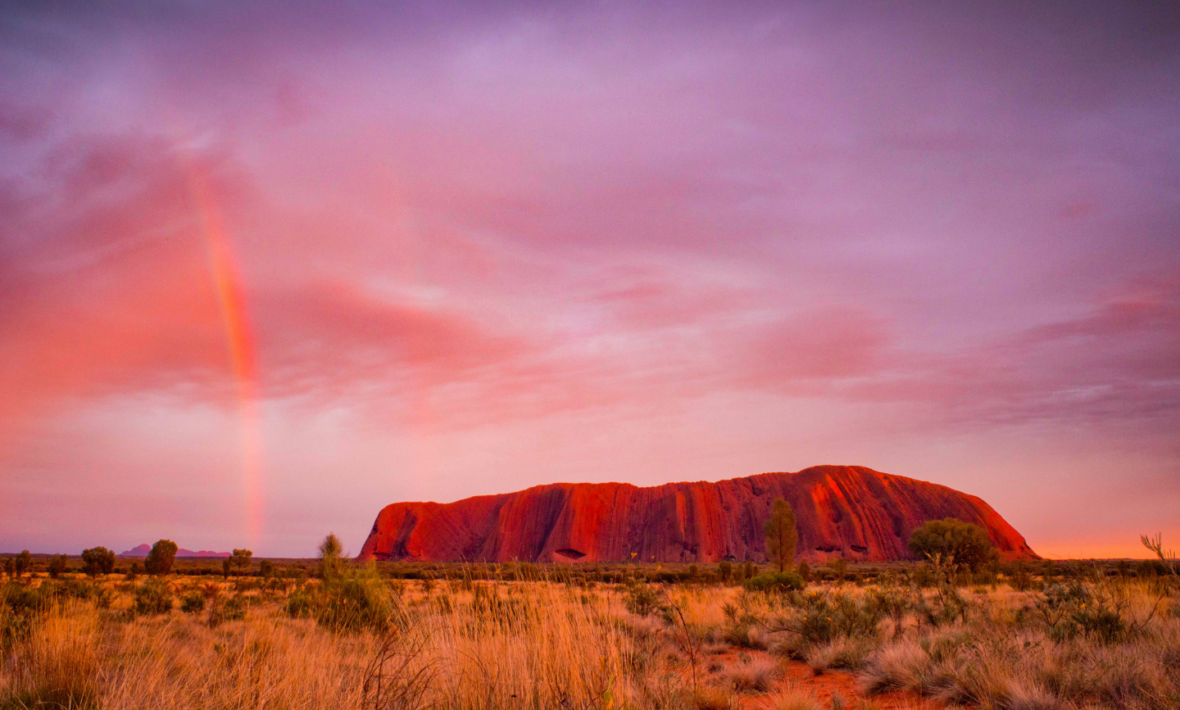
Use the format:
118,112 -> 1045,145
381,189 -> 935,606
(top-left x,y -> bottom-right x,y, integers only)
2,2 -> 1178,558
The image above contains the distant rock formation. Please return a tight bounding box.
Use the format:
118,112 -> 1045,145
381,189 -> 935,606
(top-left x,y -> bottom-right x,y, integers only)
357,465 -> 1038,563
120,544 -> 231,558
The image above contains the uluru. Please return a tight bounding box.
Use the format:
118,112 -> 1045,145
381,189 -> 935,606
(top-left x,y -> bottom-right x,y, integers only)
357,465 -> 1038,563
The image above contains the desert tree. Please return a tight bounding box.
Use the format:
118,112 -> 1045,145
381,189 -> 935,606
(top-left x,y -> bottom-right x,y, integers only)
2,558 -> 12,578
14,550 -> 31,578
763,498 -> 798,573
908,518 -> 998,572
82,547 -> 116,576
1141,533 -> 1177,576
47,554 -> 68,578
319,532 -> 345,581
144,539 -> 179,575
230,548 -> 253,576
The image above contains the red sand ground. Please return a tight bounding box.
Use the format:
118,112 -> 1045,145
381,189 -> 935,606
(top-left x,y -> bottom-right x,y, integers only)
703,649 -> 941,710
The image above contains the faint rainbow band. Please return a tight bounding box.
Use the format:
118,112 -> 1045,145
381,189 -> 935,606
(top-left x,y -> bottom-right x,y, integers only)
186,166 -> 264,549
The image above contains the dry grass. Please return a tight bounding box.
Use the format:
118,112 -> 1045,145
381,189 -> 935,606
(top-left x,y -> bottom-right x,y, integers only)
723,656 -> 781,693
0,571 -> 1175,710
2,602 -> 101,707
858,580 -> 1180,710
805,637 -> 873,675
768,686 -> 825,710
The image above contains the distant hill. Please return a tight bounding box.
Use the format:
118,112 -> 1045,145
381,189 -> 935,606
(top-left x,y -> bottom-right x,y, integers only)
120,544 -> 230,558
358,465 -> 1038,563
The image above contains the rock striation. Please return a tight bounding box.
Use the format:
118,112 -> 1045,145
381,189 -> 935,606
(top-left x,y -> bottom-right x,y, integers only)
357,465 -> 1037,563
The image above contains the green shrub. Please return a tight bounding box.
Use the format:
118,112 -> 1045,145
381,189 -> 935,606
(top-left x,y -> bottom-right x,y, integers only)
92,585 -> 113,609
133,579 -> 173,615
180,591 -> 205,614
744,572 -> 806,593
908,519 -> 998,572
623,582 -> 665,616
284,563 -> 397,633
217,595 -> 248,623
315,574 -> 392,632
286,588 -> 315,618
48,579 -> 98,602
47,554 -> 68,579
1,582 -> 52,645
785,590 -> 888,645
1006,562 -> 1035,591
724,623 -> 766,649
2,583 -> 52,616
1031,579 -> 1136,643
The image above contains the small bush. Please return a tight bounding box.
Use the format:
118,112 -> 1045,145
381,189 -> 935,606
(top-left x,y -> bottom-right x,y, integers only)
0,583 -> 51,647
208,594 -> 248,627
768,689 -> 822,710
286,588 -> 315,618
315,574 -> 392,632
805,637 -> 872,674
284,564 -> 397,633
224,595 -> 248,621
3,583 -> 52,616
1032,581 -> 1122,642
133,579 -> 173,615
624,582 -> 666,617
910,563 -> 936,588
744,572 -> 805,594
724,622 -> 766,649
787,590 -> 886,645
725,657 -> 780,693
180,591 -> 205,614
861,640 -> 930,694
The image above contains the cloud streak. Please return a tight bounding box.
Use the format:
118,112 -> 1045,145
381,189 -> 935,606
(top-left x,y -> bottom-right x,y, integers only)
1,1 -> 1177,556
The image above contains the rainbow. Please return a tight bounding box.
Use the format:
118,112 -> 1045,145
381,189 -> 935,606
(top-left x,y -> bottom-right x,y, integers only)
186,167 -> 265,549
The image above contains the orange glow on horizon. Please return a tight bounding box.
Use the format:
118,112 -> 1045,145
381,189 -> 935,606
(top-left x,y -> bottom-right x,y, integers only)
186,166 -> 265,549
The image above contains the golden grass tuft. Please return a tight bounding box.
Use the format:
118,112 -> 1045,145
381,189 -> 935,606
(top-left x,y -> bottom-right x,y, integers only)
768,686 -> 824,710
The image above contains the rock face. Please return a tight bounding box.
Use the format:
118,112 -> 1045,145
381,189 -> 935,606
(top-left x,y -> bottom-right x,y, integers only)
357,466 -> 1037,563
